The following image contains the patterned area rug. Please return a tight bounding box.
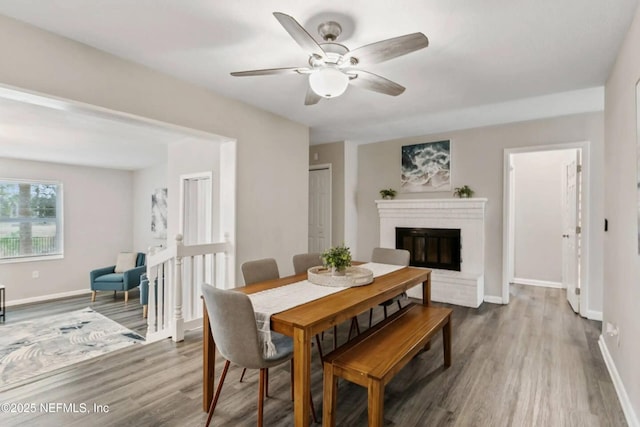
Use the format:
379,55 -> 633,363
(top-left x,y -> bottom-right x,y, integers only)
0,307 -> 144,388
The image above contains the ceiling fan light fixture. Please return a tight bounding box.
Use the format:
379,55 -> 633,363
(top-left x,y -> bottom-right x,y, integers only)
309,68 -> 349,98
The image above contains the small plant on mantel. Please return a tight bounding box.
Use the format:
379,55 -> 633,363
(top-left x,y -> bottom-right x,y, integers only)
379,188 -> 397,199
322,244 -> 352,276
453,185 -> 474,198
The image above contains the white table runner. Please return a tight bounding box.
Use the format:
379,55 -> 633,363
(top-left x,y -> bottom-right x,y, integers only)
248,262 -> 405,357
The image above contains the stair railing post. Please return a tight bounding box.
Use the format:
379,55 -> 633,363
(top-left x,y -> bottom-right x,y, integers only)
173,234 -> 185,342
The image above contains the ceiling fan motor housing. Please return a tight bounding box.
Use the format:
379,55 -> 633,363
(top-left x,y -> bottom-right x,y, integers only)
317,21 -> 342,42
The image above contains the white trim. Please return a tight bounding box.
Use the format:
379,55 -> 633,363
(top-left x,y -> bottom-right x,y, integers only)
502,141 -> 590,317
586,310 -> 603,321
512,278 -> 564,289
0,83 -> 227,142
6,288 -> 90,307
0,254 -> 64,265
483,295 -> 504,304
599,336 -> 640,427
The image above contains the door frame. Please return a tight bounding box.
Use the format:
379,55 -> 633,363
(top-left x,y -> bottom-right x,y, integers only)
309,164 -> 332,252
502,141 -> 590,317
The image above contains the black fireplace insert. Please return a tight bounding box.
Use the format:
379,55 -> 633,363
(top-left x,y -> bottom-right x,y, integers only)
395,227 -> 461,271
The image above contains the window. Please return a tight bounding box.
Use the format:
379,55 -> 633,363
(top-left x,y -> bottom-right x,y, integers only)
0,179 -> 63,262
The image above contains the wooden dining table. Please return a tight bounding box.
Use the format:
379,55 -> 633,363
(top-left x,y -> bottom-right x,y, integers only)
202,265 -> 432,426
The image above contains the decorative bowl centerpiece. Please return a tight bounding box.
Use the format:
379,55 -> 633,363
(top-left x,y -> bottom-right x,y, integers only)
308,244 -> 373,287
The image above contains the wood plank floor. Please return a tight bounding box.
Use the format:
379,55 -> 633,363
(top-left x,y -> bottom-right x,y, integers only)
0,285 -> 627,426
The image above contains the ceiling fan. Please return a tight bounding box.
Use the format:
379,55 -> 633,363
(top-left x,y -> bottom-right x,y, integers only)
231,12 -> 429,105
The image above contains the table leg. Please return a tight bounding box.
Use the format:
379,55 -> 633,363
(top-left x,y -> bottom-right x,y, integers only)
443,317 -> 452,367
203,300 -> 216,411
293,327 -> 311,426
422,273 -> 431,307
422,273 -> 432,351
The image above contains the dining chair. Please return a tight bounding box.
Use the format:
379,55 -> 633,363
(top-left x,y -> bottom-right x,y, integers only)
243,257 -> 325,367
241,258 -> 280,285
201,284 -> 316,426
292,252 -> 322,276
368,247 -> 411,328
293,252 -> 362,348
292,252 -> 340,353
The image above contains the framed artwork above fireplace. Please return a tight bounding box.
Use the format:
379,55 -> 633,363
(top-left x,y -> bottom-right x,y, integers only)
401,140 -> 451,193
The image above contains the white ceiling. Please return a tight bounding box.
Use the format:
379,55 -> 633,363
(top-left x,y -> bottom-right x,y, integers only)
0,0 -> 637,168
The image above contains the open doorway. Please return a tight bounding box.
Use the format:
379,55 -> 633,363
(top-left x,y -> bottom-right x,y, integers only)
503,142 -> 590,317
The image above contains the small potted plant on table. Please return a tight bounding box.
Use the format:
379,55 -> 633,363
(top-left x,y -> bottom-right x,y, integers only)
322,244 -> 352,276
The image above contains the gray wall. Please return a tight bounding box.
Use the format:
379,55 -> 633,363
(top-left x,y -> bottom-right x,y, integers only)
0,158 -> 133,302
513,149 -> 576,284
604,3 -> 640,420
356,112 -> 604,314
0,14 -> 309,284
310,141 -> 345,247
133,161 -> 167,252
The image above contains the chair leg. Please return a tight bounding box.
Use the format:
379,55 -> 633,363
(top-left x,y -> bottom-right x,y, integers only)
383,305 -> 388,319
310,393 -> 318,424
290,359 -> 294,401
143,305 -> 148,318
113,290 -> 117,298
91,291 -> 96,302
265,368 -> 269,398
369,308 -> 374,328
124,291 -> 129,303
347,317 -> 360,341
333,325 -> 338,350
240,368 -> 247,382
258,368 -> 266,427
205,360 -> 230,427
397,299 -> 402,311
315,334 -> 324,366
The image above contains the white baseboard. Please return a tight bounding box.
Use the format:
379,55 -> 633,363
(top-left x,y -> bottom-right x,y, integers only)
483,295 -> 504,304
512,277 -> 563,288
586,310 -> 603,321
599,335 -> 640,427
6,289 -> 91,307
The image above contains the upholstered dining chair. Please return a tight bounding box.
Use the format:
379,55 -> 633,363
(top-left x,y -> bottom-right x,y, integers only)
292,252 -> 322,276
243,257 -> 325,368
368,247 -> 411,328
241,258 -> 280,285
201,284 -> 316,427
292,253 -> 339,354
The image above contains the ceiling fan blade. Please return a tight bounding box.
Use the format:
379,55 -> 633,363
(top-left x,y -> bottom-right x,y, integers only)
273,12 -> 326,59
342,33 -> 428,67
349,71 -> 406,96
305,85 -> 322,105
230,67 -> 306,77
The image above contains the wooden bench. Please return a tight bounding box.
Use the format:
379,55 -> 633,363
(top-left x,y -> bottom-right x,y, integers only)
322,303 -> 453,427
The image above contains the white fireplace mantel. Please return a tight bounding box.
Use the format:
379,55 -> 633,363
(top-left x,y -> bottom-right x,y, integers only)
376,198 -> 487,307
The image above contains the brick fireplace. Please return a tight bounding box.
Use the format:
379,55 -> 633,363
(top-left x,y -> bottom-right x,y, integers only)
376,198 -> 487,307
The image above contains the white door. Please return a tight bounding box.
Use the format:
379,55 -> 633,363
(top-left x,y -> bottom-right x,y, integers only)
561,152 -> 581,313
308,167 -> 331,253
180,173 -> 213,318
182,175 -> 212,245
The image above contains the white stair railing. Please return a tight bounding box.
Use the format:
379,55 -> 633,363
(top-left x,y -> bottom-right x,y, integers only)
145,234 -> 229,343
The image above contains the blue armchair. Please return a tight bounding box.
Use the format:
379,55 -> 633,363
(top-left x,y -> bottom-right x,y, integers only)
139,273 -> 155,318
90,252 -> 146,303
